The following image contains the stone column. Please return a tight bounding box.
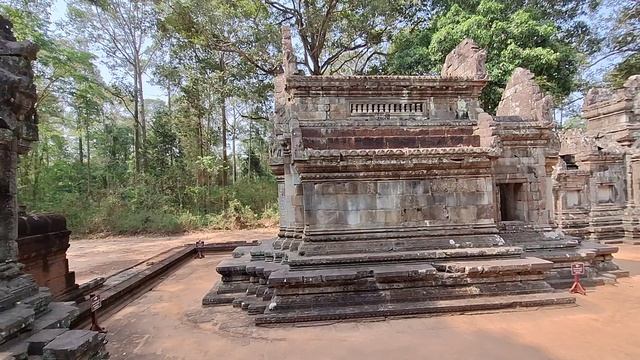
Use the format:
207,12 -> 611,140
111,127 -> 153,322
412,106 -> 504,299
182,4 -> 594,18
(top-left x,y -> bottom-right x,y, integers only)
1,15 -> 39,274
0,137 -> 19,262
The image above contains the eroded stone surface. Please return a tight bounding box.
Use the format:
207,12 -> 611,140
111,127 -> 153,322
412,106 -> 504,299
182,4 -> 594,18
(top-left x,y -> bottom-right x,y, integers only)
555,74 -> 640,246
496,67 -> 554,123
441,38 -> 487,80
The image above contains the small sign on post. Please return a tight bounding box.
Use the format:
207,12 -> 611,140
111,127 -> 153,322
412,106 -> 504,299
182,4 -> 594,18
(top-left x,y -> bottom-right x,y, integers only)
91,294 -> 102,312
569,262 -> 587,296
195,240 -> 205,259
89,294 -> 106,333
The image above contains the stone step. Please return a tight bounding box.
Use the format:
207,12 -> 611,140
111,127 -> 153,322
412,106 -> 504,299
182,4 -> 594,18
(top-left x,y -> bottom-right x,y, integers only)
255,292 -> 576,324
297,234 -> 508,256
245,261 -> 286,278
605,269 -> 630,278
0,274 -> 40,312
431,257 -> 552,275
26,328 -> 66,355
249,239 -> 277,258
274,273 -> 548,296
19,289 -> 52,318
514,240 -> 579,250
598,239 -> 624,245
286,246 -> 524,267
527,250 -> 596,263
268,280 -> 554,311
579,242 -> 619,255
215,281 -> 250,295
547,277 -> 606,289
202,291 -> 238,306
32,302 -> 78,331
216,258 -> 250,277
267,263 -> 437,287
0,304 -> 35,344
42,330 -> 108,360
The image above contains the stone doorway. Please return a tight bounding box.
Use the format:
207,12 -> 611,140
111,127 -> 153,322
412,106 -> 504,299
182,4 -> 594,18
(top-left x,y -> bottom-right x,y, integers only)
499,183 -> 526,221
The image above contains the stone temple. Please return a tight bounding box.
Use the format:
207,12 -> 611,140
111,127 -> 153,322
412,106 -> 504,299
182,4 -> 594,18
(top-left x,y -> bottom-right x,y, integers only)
203,31 -> 627,324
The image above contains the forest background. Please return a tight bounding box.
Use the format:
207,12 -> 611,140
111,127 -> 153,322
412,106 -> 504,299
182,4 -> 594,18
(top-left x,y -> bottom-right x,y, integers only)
0,0 -> 637,235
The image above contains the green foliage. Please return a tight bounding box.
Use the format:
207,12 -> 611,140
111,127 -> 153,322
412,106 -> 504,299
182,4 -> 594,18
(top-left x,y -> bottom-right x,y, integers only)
384,0 -> 582,112
605,53 -> 640,87
603,1 -> 639,87
3,1 -> 278,235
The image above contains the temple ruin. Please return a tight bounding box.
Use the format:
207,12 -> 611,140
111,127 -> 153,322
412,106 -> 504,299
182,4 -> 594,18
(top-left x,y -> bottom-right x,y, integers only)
202,31 -> 627,324
554,76 -> 640,245
0,16 -> 107,358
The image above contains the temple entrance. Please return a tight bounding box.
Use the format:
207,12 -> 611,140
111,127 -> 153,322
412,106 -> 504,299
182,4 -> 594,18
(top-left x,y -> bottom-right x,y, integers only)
499,183 -> 526,221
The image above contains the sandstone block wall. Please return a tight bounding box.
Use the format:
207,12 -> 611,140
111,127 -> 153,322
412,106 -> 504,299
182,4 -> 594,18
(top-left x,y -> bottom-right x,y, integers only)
17,215 -> 78,299
554,76 -> 640,244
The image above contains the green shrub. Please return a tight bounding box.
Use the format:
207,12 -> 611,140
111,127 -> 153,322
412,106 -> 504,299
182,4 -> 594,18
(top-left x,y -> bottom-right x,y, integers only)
20,175 -> 279,235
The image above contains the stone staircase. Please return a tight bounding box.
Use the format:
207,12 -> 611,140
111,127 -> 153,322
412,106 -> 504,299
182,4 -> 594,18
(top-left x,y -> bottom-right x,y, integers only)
203,235 -> 579,325
0,262 -> 108,359
500,230 -> 629,288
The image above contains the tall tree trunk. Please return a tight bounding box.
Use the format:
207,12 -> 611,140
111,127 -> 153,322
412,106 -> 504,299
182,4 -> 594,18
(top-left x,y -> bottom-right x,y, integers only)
85,120 -> 91,197
220,54 -> 228,187
133,69 -> 141,173
78,136 -> 84,165
137,62 -> 146,165
232,106 -> 237,184
248,120 -> 252,178
221,96 -> 228,187
134,56 -> 146,172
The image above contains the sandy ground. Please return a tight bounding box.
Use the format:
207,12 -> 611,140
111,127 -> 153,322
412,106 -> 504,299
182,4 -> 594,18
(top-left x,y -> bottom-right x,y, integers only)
97,243 -> 640,360
68,229 -> 277,284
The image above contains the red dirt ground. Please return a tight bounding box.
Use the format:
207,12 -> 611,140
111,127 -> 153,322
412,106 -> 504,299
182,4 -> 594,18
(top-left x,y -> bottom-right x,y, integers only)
65,231 -> 640,360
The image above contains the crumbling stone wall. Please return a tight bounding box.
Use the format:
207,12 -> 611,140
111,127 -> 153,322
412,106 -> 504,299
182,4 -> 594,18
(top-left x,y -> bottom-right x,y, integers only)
17,215 -> 78,298
554,129 -> 627,242
561,75 -> 640,244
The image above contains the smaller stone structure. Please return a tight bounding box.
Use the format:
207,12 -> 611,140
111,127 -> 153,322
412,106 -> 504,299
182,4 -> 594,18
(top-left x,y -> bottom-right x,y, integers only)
555,75 -> 640,244
17,215 -> 78,299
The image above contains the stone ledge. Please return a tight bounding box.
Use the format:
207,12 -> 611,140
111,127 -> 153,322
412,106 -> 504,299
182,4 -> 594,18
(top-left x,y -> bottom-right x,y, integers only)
255,292 -> 576,325
286,246 -> 524,266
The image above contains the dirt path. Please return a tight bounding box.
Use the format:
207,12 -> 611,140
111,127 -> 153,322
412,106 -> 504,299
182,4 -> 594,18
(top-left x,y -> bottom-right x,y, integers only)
68,228 -> 277,284
102,244 -> 640,360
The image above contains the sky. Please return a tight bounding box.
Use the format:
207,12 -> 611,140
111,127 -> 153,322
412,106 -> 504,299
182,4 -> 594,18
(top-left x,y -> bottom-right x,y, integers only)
51,0 -> 167,102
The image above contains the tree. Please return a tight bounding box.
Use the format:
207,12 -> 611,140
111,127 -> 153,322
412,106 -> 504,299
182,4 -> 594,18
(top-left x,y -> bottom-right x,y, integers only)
384,0 -> 581,113
159,0 -> 279,187
602,1 -> 639,87
158,0 -> 280,75
66,0 -> 159,172
265,0 -> 428,74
